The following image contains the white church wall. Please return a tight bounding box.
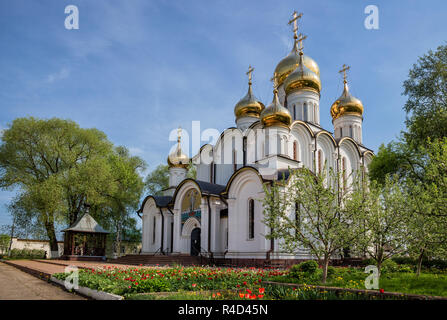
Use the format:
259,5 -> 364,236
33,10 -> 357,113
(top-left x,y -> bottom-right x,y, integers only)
142,199 -> 161,254
226,169 -> 267,258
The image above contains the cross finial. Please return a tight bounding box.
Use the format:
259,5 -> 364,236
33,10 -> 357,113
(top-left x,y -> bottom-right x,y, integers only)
177,126 -> 182,143
297,33 -> 307,53
270,73 -> 278,92
339,64 -> 350,83
288,11 -> 303,39
246,65 -> 254,85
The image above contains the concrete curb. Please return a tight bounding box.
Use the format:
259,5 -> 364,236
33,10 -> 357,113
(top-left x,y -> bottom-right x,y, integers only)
50,276 -> 124,300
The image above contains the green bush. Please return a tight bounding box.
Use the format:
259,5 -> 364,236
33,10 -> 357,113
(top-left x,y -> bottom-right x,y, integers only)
327,266 -> 336,278
382,260 -> 399,273
8,248 -> 45,259
298,260 -> 320,274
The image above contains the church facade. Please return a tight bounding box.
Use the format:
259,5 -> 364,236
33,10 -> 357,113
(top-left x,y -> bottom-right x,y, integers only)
139,12 -> 373,263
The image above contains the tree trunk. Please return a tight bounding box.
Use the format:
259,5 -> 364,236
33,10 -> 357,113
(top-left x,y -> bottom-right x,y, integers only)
45,223 -> 59,251
377,260 -> 382,277
416,249 -> 424,277
322,257 -> 330,284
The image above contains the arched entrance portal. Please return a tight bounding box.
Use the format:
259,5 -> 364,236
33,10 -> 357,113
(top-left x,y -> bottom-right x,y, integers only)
190,228 -> 201,256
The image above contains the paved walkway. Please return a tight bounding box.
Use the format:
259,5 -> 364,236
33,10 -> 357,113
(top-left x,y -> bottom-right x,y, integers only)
0,262 -> 85,300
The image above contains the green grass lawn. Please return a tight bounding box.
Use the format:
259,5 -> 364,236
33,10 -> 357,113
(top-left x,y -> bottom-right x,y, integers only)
270,268 -> 447,297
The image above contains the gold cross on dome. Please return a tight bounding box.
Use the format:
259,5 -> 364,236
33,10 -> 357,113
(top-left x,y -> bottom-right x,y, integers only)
339,64 -> 350,82
270,74 -> 278,90
177,126 -> 182,143
288,11 -> 303,39
297,33 -> 307,52
246,65 -> 254,84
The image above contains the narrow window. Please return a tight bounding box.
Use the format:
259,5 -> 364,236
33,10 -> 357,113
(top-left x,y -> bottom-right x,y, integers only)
248,199 -> 255,239
209,161 -> 214,183
293,141 -> 298,161
233,150 -> 237,172
318,150 -> 322,173
152,216 -> 156,244
303,103 -> 308,121
342,157 -> 347,192
294,202 -> 301,230
293,104 -> 296,120
349,125 -> 353,138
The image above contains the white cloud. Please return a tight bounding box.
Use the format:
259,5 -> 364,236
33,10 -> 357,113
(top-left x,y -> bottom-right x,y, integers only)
46,67 -> 70,83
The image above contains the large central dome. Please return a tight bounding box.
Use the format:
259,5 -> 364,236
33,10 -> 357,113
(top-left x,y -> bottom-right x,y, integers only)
274,41 -> 320,87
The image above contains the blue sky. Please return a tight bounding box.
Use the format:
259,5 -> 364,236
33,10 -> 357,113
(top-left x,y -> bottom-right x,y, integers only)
1,0 -> 446,228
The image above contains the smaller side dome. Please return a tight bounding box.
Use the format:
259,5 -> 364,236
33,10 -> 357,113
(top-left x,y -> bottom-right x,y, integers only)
260,88 -> 292,128
330,75 -> 363,121
234,67 -> 265,120
168,128 -> 189,168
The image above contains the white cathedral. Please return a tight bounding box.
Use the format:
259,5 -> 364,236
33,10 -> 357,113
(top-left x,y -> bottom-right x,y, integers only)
139,12 -> 374,264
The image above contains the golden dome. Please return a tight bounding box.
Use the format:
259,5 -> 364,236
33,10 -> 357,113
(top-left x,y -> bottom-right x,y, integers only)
284,51 -> 321,95
260,88 -> 292,128
274,41 -> 320,87
330,81 -> 364,121
234,83 -> 265,120
167,128 -> 189,168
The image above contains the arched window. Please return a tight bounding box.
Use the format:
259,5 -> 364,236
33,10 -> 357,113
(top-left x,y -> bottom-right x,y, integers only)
152,216 -> 156,244
303,103 -> 308,121
209,161 -> 214,183
295,202 -> 300,229
248,199 -> 255,239
340,127 -> 343,138
318,149 -> 322,173
293,141 -> 298,161
349,126 -> 353,138
293,104 -> 296,120
342,157 -> 347,192
233,150 -> 237,172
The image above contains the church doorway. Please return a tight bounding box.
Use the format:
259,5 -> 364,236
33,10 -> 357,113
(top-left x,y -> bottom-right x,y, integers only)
190,228 -> 201,256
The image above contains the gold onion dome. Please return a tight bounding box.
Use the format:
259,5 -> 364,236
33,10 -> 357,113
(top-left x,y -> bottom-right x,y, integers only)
284,49 -> 321,95
234,68 -> 265,120
330,74 -> 364,121
260,87 -> 292,128
167,128 -> 189,168
274,40 -> 320,87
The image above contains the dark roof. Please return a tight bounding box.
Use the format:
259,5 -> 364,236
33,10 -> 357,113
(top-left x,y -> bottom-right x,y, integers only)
62,213 -> 109,234
195,180 -> 226,196
153,196 -> 172,207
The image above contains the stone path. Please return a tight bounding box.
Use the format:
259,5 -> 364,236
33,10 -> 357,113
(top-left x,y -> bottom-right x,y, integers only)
0,262 -> 85,300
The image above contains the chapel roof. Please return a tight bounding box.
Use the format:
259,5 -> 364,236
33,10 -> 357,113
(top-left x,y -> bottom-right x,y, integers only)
62,213 -> 109,234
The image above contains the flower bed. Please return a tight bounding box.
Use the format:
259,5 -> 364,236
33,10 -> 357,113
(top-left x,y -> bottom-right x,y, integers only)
52,265 -> 284,298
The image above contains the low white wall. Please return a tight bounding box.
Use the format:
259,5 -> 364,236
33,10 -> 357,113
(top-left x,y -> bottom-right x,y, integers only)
10,238 -> 64,258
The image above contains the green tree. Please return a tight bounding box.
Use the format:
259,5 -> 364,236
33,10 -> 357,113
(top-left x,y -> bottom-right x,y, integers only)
357,175 -> 411,275
369,45 -> 447,184
262,166 -> 366,283
95,146 -> 146,255
402,44 -> 447,149
0,117 -> 145,254
144,164 -> 169,196
144,162 -> 196,196
0,234 -> 10,254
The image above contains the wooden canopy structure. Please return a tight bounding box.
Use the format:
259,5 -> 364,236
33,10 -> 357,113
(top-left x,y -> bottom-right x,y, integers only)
62,211 -> 109,260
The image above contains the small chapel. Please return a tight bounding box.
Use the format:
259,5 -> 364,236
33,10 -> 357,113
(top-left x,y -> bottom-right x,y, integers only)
139,12 -> 374,265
